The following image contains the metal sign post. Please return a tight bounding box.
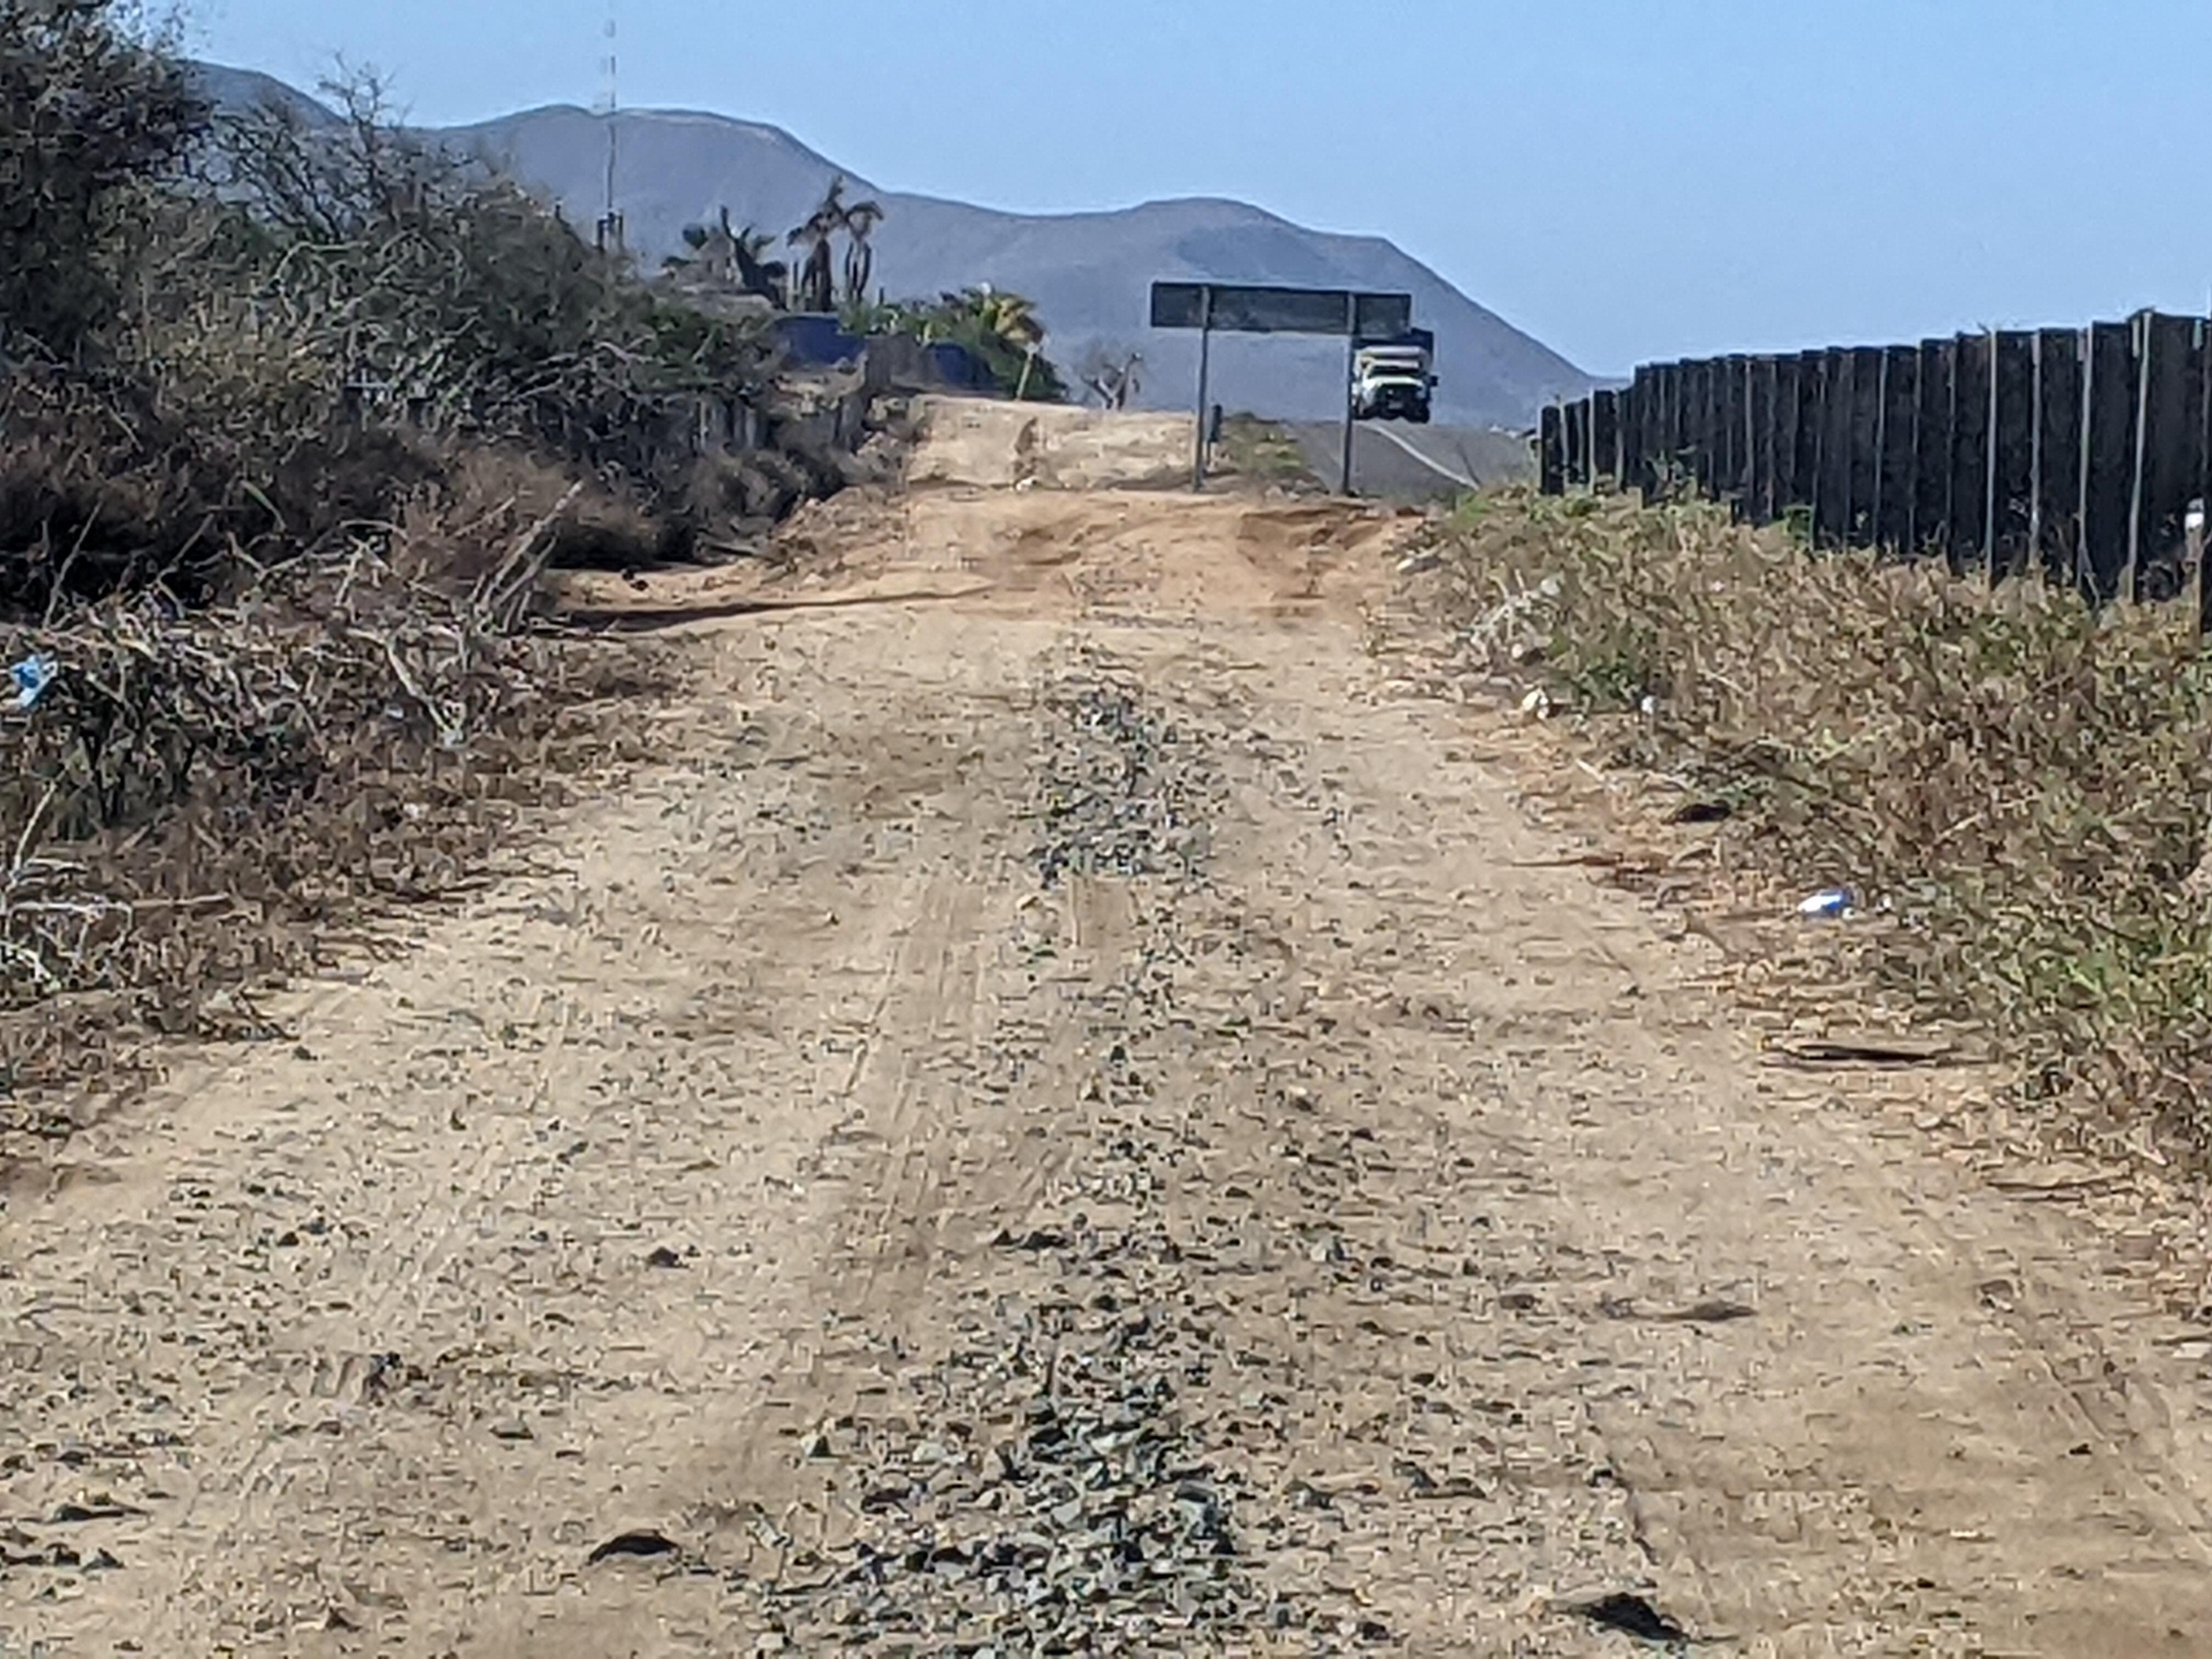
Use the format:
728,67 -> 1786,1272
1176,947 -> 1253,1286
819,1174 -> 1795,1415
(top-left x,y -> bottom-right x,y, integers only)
1340,292 -> 1358,496
1191,287 -> 1214,492
1150,281 -> 1414,494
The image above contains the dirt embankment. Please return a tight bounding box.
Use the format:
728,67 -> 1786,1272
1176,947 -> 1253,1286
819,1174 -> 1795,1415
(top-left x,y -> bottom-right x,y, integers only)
5,405 -> 2212,1656
902,395 -> 1198,490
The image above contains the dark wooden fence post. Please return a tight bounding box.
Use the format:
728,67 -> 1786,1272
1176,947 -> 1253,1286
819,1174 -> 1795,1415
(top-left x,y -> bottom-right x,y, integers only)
1565,397 -> 1590,487
1644,368 -> 1663,492
1646,368 -> 1665,493
2199,318 -> 2212,621
1592,389 -> 1620,486
1773,353 -> 1804,513
1713,356 -> 1733,501
1912,338 -> 1953,557
1949,332 -> 1992,572
1663,362 -> 1685,491
1989,330 -> 2036,582
1814,348 -> 1852,545
1875,344 -> 1918,552
1843,345 -> 1882,545
1614,377 -> 1634,491
1802,350 -> 1832,536
1712,356 -> 1732,501
1793,350 -> 1825,521
1719,354 -> 1750,510
1668,363 -> 1690,494
1669,361 -> 1692,494
2130,311 -> 2204,601
1705,356 -> 1728,499
1697,358 -> 1716,495
1736,354 -> 1757,509
1539,403 -> 1565,495
2032,328 -> 2083,586
2198,321 -> 2212,631
1628,365 -> 1645,491
1707,357 -> 1726,502
1750,356 -> 1779,522
2081,320 -> 2137,602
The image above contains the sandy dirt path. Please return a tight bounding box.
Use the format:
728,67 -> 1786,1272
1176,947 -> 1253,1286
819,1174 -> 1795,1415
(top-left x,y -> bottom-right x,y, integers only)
7,422 -> 2212,1655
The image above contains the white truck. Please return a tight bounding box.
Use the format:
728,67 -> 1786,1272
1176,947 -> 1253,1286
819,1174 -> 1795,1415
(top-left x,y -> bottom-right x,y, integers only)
1351,329 -> 1436,424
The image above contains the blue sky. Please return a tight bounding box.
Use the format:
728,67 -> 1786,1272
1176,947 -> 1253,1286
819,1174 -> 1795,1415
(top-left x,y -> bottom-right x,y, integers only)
183,0 -> 2212,377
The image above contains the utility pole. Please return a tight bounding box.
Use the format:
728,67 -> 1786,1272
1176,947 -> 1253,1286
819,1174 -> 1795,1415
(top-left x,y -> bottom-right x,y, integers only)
595,2 -> 624,255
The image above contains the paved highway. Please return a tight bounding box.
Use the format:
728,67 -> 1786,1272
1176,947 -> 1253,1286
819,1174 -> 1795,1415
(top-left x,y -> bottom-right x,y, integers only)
1287,420 -> 1533,501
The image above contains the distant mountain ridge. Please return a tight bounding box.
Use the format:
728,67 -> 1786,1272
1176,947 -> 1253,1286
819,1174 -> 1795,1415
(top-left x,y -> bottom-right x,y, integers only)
191,65 -> 1598,426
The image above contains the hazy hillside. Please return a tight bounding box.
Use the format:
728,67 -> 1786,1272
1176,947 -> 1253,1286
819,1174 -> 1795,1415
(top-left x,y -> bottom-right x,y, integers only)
191,61 -> 341,129
195,70 -> 1598,426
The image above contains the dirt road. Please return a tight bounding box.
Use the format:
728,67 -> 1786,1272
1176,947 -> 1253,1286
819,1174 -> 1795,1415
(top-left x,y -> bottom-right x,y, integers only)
7,408 -> 2212,1655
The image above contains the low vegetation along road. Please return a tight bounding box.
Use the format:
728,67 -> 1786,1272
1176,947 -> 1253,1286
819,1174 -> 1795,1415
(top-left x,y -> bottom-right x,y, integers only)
8,407 -> 2212,1656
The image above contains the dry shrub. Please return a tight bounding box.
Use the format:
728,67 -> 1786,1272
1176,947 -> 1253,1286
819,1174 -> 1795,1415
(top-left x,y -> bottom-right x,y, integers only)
682,449 -> 810,531
0,520 -> 677,1145
1216,416 -> 1319,489
0,8 -> 799,1158
0,54 -> 778,619
1434,487 -> 2212,1148
0,0 -> 205,360
390,445 -> 673,587
0,360 -> 446,612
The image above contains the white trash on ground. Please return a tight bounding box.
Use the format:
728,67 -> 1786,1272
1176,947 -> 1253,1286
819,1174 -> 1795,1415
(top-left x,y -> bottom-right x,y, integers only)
1797,887 -> 1854,919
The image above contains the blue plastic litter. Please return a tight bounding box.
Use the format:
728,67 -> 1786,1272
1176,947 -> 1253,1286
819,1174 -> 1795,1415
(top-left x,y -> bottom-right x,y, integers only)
9,653 -> 57,710
1797,886 -> 1854,919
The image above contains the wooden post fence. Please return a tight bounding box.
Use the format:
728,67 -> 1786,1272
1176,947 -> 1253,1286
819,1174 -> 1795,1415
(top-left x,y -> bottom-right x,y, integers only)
1541,307 -> 2212,625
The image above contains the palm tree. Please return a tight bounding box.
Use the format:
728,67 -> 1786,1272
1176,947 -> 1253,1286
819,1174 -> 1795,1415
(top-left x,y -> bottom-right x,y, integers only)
665,210 -> 788,304
841,194 -> 885,306
665,219 -> 723,278
787,176 -> 850,313
918,285 -> 1062,400
721,210 -> 788,303
958,284 -> 1045,353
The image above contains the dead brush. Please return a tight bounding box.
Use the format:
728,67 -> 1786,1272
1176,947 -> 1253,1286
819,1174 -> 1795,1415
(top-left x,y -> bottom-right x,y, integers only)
0,14 -> 754,1154
0,524 -> 676,1137
1433,486 -> 2212,1153
0,785 -> 134,998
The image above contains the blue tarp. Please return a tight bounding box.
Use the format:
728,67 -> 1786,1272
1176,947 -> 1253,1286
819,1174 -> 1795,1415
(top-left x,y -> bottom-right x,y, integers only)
772,313 -> 865,367
926,342 -> 994,393
772,315 -> 996,393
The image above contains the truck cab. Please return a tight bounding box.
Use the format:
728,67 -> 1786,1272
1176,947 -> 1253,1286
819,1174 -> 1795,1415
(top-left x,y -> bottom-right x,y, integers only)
1352,329 -> 1437,424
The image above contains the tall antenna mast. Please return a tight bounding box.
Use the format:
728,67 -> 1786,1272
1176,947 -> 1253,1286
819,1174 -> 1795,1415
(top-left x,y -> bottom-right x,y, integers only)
595,1 -> 623,253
